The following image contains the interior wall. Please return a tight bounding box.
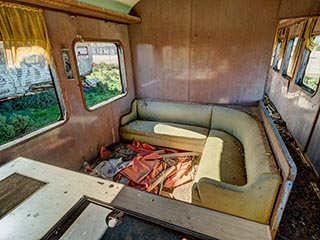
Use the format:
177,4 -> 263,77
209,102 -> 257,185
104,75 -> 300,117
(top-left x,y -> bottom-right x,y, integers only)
278,0 -> 320,19
306,112 -> 320,173
0,10 -> 135,170
129,0 -> 280,104
266,15 -> 320,174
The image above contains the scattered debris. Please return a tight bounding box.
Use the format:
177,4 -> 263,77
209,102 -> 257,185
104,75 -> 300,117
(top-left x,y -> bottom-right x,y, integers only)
264,96 -> 320,240
83,139 -> 200,198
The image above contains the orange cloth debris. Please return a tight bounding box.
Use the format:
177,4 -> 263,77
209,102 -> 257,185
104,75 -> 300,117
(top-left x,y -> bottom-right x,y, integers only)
100,146 -> 112,159
120,141 -> 164,184
90,140 -> 196,193
120,155 -> 160,183
164,161 -> 192,188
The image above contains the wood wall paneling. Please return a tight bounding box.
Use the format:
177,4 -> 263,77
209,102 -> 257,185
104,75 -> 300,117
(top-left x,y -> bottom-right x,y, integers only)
0,10 -> 135,170
189,0 -> 279,104
278,0 -> 320,19
129,0 -> 280,104
306,110 -> 320,174
129,0 -> 192,102
10,0 -> 141,24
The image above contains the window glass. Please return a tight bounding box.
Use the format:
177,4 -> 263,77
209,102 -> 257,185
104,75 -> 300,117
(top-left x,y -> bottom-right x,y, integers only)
75,42 -> 126,108
296,35 -> 320,94
272,40 -> 282,71
0,43 -> 62,145
282,37 -> 299,78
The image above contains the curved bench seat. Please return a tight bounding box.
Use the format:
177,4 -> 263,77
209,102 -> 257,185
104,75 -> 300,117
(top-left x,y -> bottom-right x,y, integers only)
195,129 -> 246,186
120,99 -> 281,223
120,120 -> 208,152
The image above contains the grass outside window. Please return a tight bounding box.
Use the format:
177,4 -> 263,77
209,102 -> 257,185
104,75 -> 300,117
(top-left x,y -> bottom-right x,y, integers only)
75,42 -> 126,109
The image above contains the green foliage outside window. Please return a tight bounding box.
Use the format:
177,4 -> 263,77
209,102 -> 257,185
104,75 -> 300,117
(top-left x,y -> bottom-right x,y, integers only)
0,89 -> 60,145
82,63 -> 123,107
75,42 -> 125,109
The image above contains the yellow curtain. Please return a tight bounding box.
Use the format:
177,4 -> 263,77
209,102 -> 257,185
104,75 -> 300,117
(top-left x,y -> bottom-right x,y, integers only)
305,17 -> 318,51
0,1 -> 51,67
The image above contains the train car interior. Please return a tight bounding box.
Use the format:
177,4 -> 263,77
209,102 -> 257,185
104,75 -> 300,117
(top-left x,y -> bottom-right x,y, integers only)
0,0 -> 319,239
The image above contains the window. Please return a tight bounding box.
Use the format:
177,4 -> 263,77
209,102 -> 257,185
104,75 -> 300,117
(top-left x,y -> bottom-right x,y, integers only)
0,2 -> 64,146
74,42 -> 126,109
0,43 -> 63,145
296,35 -> 320,94
272,40 -> 283,71
282,37 -> 299,78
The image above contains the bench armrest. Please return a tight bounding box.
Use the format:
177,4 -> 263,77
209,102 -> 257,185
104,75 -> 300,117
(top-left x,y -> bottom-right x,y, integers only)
120,100 -> 138,126
193,174 -> 281,223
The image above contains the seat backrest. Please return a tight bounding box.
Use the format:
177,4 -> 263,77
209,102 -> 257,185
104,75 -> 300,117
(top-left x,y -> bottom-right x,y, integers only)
210,106 -> 279,183
136,99 -> 212,128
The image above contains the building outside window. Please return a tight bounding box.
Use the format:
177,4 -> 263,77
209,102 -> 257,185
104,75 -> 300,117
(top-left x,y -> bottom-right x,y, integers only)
0,43 -> 63,145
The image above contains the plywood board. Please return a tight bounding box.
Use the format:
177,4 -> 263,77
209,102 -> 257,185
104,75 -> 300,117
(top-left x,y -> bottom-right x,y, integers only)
111,187 -> 272,240
129,0 -> 191,102
189,0 -> 279,104
9,0 -> 141,24
0,157 -> 272,240
129,0 -> 279,104
260,102 -> 297,238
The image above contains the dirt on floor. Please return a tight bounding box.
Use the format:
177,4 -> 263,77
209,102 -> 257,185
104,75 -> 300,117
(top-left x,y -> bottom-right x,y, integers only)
264,97 -> 320,240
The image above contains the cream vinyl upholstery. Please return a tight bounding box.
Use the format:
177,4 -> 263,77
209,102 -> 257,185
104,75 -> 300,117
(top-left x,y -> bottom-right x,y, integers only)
120,99 -> 281,223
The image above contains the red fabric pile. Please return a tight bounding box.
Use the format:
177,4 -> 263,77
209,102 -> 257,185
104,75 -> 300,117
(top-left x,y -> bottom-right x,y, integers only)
86,140 -> 195,198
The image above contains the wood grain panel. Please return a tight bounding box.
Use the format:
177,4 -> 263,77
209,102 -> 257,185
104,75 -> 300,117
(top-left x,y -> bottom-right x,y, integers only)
111,186 -> 272,240
0,10 -> 135,170
9,0 -> 141,24
306,110 -> 320,174
278,0 -> 320,19
260,103 -> 297,238
189,0 -> 279,104
129,0 -> 192,102
0,157 -> 271,240
0,173 -> 45,219
129,0 -> 279,104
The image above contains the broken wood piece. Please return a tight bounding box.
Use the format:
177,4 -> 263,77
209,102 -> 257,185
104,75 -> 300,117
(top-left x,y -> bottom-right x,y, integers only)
161,157 -> 176,167
147,165 -> 176,192
144,151 -> 200,161
158,179 -> 164,195
155,150 -> 166,154
160,152 -> 201,158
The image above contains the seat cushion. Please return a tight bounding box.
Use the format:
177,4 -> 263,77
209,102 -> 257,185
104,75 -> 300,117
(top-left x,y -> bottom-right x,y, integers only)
120,120 -> 209,152
136,99 -> 212,128
210,106 -> 279,183
195,130 -> 246,186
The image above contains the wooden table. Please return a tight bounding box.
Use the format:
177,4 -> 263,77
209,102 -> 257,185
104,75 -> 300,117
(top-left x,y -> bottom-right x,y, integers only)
0,157 -> 272,240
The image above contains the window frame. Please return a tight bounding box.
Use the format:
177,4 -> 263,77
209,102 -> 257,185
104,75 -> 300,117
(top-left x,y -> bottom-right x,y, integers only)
0,54 -> 66,150
281,36 -> 299,80
272,39 -> 283,72
73,39 -> 128,111
295,34 -> 320,96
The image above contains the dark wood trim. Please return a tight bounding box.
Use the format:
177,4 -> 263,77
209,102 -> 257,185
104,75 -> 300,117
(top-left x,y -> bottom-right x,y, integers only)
7,0 -> 141,24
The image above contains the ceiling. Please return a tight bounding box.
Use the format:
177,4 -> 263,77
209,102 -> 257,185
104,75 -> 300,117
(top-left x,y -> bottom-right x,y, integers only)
77,0 -> 140,14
